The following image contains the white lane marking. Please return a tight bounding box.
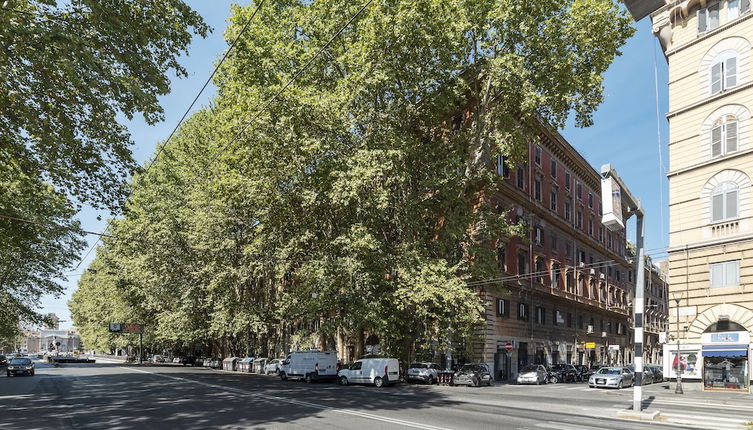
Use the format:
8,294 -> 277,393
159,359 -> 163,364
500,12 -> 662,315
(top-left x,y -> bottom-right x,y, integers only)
119,366 -> 451,430
535,422 -> 602,430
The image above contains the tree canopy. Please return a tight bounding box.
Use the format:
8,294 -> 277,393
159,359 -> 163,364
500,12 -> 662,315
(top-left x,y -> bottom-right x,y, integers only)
1,0 -> 208,337
71,0 -> 634,362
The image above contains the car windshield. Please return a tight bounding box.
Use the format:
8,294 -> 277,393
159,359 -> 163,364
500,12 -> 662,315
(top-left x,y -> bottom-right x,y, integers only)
460,365 -> 481,372
410,363 -> 428,368
520,365 -> 539,373
597,368 -> 621,375
10,358 -> 31,365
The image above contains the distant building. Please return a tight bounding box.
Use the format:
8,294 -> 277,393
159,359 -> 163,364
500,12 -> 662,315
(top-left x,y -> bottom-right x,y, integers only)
44,313 -> 60,330
39,329 -> 81,353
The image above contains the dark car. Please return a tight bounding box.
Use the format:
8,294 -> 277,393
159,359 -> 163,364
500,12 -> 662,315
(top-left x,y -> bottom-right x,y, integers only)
574,365 -> 589,381
648,365 -> 664,382
0,355 -> 7,367
627,364 -> 654,385
7,357 -> 34,376
180,356 -> 197,366
548,364 -> 578,383
453,363 -> 493,387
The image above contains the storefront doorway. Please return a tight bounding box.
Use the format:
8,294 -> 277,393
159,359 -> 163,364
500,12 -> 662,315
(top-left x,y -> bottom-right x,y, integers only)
701,322 -> 750,391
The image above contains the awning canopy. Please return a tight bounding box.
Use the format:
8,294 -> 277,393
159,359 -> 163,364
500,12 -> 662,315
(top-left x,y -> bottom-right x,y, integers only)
702,344 -> 749,358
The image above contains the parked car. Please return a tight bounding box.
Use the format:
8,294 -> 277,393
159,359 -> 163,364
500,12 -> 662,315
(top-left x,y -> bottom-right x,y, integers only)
548,364 -> 578,383
648,364 -> 664,382
573,365 -> 589,381
516,364 -> 549,385
453,363 -> 493,387
264,358 -> 284,375
280,350 -> 338,382
406,362 -> 440,385
7,357 -> 34,376
180,356 -> 196,366
588,366 -> 634,389
338,357 -> 400,387
628,364 -> 654,385
0,355 -> 7,367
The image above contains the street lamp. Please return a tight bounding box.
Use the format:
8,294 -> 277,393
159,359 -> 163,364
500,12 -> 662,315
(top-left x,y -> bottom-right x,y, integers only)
672,292 -> 684,395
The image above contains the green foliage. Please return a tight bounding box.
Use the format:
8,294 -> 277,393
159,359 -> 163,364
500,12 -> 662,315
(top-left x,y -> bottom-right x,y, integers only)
71,0 -> 634,360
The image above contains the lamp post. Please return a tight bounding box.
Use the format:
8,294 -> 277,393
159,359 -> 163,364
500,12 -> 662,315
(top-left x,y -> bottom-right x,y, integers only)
672,292 -> 683,395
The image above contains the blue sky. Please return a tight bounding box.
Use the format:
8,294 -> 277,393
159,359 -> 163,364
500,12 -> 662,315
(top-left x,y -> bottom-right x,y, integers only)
42,3 -> 669,329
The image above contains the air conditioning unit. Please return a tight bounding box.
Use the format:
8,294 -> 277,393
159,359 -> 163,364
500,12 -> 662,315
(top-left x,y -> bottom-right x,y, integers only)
602,332 -> 607,338
586,325 -> 594,334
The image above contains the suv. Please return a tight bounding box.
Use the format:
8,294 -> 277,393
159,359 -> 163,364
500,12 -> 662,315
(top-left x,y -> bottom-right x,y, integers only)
406,362 -> 440,384
7,357 -> 34,376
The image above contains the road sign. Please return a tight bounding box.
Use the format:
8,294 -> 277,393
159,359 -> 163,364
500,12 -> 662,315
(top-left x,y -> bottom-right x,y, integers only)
108,323 -> 143,334
504,342 -> 514,352
585,342 -> 596,349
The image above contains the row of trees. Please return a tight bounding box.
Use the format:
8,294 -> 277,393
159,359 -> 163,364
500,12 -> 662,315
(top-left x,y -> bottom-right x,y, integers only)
69,0 -> 634,363
0,0 -> 208,344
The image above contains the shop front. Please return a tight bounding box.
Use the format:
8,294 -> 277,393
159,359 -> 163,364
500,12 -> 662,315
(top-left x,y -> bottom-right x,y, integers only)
701,331 -> 750,391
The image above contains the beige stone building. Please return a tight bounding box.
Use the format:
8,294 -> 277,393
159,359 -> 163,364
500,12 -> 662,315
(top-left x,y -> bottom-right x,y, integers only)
632,0 -> 753,391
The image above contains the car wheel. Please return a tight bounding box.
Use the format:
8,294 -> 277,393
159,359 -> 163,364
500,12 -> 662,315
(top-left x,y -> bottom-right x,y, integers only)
617,381 -> 623,389
487,378 -> 493,387
428,376 -> 435,385
305,374 -> 313,384
280,372 -> 288,381
340,376 -> 349,386
472,377 -> 479,387
30,370 -> 34,376
374,376 -> 384,388
549,376 -> 558,384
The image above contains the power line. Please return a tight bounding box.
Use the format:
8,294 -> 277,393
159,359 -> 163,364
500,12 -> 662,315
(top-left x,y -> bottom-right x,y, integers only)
466,259 -> 617,288
0,213 -> 115,239
73,0 -> 267,270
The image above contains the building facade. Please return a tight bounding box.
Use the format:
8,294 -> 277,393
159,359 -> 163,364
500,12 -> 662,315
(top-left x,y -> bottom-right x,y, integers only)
646,0 -> 753,391
479,124 -> 636,382
644,257 -> 670,365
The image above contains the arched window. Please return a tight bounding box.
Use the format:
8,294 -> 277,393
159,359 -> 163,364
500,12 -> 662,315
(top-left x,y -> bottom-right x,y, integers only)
710,50 -> 738,94
711,182 -> 739,222
711,115 -> 738,157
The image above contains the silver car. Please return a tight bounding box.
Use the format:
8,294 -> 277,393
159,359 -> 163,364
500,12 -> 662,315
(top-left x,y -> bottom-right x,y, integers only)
589,367 -> 634,389
517,364 -> 549,385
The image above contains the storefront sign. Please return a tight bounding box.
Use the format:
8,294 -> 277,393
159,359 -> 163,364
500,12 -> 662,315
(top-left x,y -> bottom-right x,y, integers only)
585,342 -> 596,349
702,331 -> 749,345
711,333 -> 739,343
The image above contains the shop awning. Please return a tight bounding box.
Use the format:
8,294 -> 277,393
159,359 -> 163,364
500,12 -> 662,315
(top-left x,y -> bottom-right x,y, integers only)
702,345 -> 749,358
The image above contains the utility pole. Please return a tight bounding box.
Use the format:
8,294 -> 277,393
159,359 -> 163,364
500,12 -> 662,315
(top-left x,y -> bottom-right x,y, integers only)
672,293 -> 683,394
600,164 -> 646,414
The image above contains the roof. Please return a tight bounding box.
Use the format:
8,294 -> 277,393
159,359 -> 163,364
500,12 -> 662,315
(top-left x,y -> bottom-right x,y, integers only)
622,0 -> 665,21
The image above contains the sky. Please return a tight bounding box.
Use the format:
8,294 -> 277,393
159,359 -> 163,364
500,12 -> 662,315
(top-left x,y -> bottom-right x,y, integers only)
40,3 -> 669,330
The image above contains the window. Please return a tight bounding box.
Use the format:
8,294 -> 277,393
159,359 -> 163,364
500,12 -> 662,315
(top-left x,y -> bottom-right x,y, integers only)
551,234 -> 558,253
697,2 -> 720,34
496,154 -> 510,178
534,176 -> 542,201
534,226 -> 544,246
608,232 -> 613,249
710,260 -> 740,287
550,188 -> 558,212
567,313 -> 573,328
534,146 -> 542,166
576,182 -> 582,200
599,225 -> 604,243
518,251 -> 528,275
711,182 -> 738,222
578,315 -> 584,329
518,303 -> 529,321
588,192 -> 593,209
729,0 -> 750,20
565,199 -> 572,222
536,306 -> 546,325
565,242 -> 572,258
588,217 -> 593,236
608,321 -> 613,334
497,299 -> 508,317
535,258 -> 546,284
552,263 -> 561,288
517,167 -> 525,189
497,244 -> 506,271
576,210 -> 583,229
565,172 -> 571,190
711,115 -> 738,157
551,159 -> 557,179
710,51 -> 737,95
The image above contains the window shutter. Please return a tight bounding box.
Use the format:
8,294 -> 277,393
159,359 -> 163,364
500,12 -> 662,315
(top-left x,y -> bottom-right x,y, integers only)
725,120 -> 738,153
726,189 -> 738,218
709,3 -> 720,30
711,62 -> 723,94
712,193 -> 724,222
725,56 -> 737,89
698,8 -> 707,33
711,263 -> 723,287
726,261 -> 739,286
711,124 -> 722,157
729,0 -> 741,19
743,0 -> 751,13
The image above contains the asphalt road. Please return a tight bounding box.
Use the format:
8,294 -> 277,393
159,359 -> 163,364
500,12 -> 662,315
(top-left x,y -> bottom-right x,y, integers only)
1,359 -> 751,429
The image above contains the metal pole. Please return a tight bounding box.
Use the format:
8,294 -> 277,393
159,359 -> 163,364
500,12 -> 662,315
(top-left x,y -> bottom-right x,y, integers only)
675,297 -> 683,394
633,213 -> 646,413
139,332 -> 143,365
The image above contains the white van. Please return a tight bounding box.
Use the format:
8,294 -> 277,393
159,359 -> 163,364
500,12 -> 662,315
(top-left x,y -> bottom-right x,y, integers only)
338,358 -> 400,387
279,350 -> 338,383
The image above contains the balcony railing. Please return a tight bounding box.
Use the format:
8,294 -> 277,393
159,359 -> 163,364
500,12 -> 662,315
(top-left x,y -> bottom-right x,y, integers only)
711,220 -> 739,237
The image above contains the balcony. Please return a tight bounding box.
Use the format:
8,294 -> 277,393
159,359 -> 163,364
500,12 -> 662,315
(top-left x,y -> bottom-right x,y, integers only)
711,220 -> 739,237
